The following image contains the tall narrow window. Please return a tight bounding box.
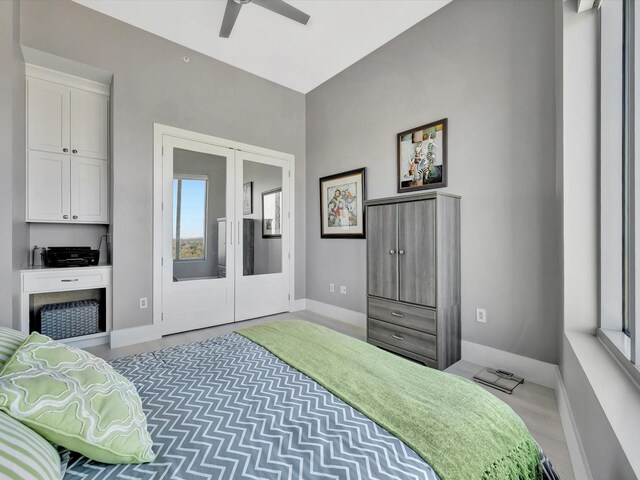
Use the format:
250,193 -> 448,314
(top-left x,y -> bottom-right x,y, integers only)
173,175 -> 208,261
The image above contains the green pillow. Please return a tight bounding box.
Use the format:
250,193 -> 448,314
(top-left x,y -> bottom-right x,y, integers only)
0,332 -> 156,464
0,411 -> 62,479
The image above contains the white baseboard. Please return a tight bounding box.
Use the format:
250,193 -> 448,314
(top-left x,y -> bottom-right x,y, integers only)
461,340 -> 557,388
304,299 -> 366,327
290,298 -> 307,312
110,324 -> 161,349
555,366 -> 592,480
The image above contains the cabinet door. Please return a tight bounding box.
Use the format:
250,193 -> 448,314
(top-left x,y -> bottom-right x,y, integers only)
70,157 -> 108,223
367,204 -> 398,300
27,78 -> 70,155
27,151 -> 71,222
398,200 -> 436,307
70,89 -> 108,160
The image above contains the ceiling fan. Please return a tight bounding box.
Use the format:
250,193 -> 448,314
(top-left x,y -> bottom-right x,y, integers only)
219,0 -> 310,38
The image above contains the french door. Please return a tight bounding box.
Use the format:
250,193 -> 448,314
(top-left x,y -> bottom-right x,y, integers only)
161,135 -> 290,336
234,151 -> 290,321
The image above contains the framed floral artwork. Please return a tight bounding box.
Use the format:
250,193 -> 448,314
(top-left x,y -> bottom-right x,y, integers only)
397,118 -> 447,193
319,168 -> 366,239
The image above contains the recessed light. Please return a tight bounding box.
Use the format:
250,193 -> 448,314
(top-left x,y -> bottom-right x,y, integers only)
183,56 -> 190,63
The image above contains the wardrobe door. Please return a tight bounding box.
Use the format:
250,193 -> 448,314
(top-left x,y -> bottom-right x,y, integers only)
398,200 -> 436,307
27,78 -> 70,155
70,89 -> 109,160
27,150 -> 71,222
70,157 -> 108,223
367,204 -> 398,300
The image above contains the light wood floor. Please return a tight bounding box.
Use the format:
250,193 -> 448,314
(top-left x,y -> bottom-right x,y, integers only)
87,310 -> 574,480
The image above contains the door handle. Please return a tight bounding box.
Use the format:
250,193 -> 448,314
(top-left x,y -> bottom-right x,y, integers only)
238,222 -> 241,245
230,221 -> 233,244
398,249 -> 405,255
63,215 -> 69,219
391,333 -> 405,341
389,249 -> 396,255
391,312 -> 404,318
61,279 -> 79,283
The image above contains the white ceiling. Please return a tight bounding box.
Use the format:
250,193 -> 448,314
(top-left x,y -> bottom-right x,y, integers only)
72,0 -> 452,93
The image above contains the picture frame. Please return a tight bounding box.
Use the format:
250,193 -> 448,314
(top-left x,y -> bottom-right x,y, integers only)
262,188 -> 282,238
243,181 -> 253,215
397,118 -> 447,193
319,167 -> 366,239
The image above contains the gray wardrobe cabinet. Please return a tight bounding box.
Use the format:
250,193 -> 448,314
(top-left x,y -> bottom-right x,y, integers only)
365,192 -> 461,370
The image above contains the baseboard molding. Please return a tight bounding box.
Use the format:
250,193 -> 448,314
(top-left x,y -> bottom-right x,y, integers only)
555,366 -> 593,480
110,324 -> 161,349
461,340 -> 557,388
304,299 -> 366,327
290,298 -> 307,312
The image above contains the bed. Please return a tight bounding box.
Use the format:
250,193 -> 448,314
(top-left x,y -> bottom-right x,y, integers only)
64,320 -> 559,479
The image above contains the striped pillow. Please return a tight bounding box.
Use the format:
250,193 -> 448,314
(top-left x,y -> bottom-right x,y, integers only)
0,328 -> 26,370
0,411 -> 62,479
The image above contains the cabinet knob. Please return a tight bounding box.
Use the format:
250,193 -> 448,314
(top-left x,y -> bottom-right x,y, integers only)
72,215 -> 78,220
62,148 -> 68,153
72,149 -> 78,154
63,215 -> 69,219
398,249 -> 405,255
389,249 -> 396,255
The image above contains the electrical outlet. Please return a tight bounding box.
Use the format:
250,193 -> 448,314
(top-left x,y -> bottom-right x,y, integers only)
329,283 -> 335,293
340,286 -> 347,295
140,297 -> 148,309
476,308 -> 487,323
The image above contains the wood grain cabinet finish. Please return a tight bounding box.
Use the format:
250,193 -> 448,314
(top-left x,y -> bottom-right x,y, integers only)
365,192 -> 461,370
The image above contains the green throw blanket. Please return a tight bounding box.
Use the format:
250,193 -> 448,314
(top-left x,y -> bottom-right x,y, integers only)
238,320 -> 542,480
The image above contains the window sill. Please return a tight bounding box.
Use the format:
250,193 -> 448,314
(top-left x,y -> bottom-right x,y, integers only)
597,328 -> 640,385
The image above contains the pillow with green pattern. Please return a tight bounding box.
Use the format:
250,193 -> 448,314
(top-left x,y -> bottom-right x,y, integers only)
0,411 -> 63,479
0,332 -> 156,464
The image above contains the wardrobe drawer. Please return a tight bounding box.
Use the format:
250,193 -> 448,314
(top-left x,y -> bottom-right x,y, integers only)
368,318 -> 437,360
368,297 -> 436,334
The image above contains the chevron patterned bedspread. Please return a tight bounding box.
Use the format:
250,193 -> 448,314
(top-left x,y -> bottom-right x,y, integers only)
64,333 -> 440,479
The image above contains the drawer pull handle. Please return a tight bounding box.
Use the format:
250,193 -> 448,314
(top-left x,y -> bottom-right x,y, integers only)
391,333 -> 405,341
61,279 -> 79,282
390,312 -> 404,318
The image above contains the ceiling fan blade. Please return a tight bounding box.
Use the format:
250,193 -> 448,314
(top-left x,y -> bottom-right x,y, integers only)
251,0 -> 310,25
219,0 -> 242,38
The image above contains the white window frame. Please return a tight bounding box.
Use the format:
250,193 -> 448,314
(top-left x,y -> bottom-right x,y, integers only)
598,0 -> 640,383
173,173 -> 209,263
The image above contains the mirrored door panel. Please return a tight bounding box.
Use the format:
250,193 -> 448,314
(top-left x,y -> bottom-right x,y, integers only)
241,160 -> 283,276
172,148 -> 227,282
235,151 -> 290,322
162,137 -> 235,335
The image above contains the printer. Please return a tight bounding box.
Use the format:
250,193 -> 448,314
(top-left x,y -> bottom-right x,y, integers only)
44,247 -> 100,268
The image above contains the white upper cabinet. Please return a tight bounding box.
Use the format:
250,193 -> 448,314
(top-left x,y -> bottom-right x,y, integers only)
25,66 -> 110,224
70,157 -> 109,223
70,89 -> 108,160
27,78 -> 71,155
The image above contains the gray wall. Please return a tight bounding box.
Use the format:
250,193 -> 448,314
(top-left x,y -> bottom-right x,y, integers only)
19,0 -> 306,330
172,148 -> 226,280
244,161 -> 283,275
306,0 -> 559,364
0,0 -> 28,329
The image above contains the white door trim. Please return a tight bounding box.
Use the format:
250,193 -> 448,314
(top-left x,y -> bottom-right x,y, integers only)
152,123 -> 296,334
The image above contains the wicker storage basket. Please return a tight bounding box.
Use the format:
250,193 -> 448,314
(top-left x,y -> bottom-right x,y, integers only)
40,300 -> 100,340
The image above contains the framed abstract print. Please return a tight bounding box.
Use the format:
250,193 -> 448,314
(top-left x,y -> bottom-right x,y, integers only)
243,181 -> 253,215
397,118 -> 447,192
319,168 -> 366,239
262,188 -> 282,238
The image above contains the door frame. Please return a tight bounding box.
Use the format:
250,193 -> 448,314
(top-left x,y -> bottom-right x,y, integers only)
152,123 -> 296,335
